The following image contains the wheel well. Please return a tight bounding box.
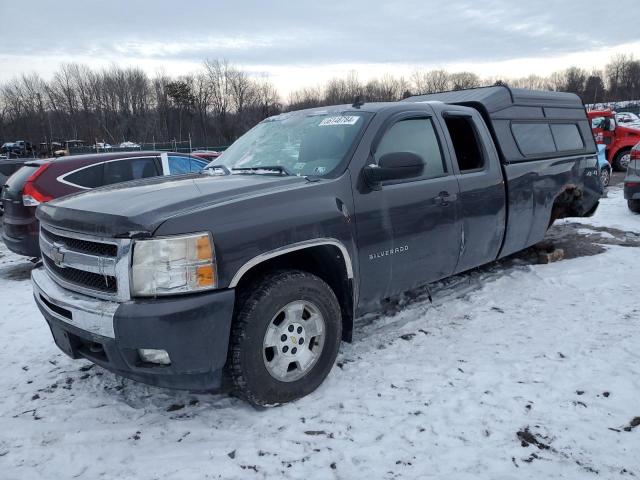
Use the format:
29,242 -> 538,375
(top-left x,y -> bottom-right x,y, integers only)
615,146 -> 631,157
549,185 -> 585,225
234,245 -> 355,342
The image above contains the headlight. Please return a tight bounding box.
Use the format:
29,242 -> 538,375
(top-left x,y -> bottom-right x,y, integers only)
131,232 -> 216,297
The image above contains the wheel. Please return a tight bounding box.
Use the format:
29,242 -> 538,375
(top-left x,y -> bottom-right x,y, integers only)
600,167 -> 610,188
229,270 -> 342,406
629,200 -> 640,214
613,149 -> 631,172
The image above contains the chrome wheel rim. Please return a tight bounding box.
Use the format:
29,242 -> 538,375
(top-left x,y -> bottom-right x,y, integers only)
620,153 -> 631,170
262,300 -> 325,382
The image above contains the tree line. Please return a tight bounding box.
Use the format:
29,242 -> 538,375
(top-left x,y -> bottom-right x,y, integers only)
1,54 -> 639,149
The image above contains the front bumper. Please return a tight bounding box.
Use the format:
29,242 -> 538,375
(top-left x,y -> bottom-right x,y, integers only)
32,268 -> 235,391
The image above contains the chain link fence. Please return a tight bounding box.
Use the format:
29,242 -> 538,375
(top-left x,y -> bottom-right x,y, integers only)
68,140 -> 229,156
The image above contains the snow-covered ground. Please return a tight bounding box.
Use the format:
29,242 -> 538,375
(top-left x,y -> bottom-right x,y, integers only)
0,187 -> 639,480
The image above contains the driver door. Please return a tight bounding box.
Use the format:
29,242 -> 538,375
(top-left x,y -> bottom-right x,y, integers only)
353,112 -> 462,303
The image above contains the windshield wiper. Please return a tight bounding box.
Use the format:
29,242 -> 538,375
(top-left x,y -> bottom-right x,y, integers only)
231,166 -> 293,176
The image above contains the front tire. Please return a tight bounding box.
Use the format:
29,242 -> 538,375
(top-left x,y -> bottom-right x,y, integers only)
229,270 -> 342,406
629,200 -> 640,214
613,149 -> 631,172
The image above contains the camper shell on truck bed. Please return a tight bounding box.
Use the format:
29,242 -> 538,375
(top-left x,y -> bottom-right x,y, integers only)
404,86 -> 596,163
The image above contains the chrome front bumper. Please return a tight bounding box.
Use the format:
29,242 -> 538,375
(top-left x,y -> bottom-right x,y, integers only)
32,268 -> 118,338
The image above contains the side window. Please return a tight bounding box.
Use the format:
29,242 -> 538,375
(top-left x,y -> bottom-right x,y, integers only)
375,118 -> 446,179
444,116 -> 485,172
103,157 -> 159,186
63,163 -> 104,188
191,158 -> 207,171
511,123 -> 556,156
168,155 -> 192,175
550,124 -> 584,151
168,155 -> 204,174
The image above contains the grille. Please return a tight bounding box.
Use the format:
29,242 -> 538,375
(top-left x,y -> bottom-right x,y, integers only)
42,228 -> 118,257
43,255 -> 118,293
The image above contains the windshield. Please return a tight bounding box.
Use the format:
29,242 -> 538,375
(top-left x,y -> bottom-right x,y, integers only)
209,110 -> 372,177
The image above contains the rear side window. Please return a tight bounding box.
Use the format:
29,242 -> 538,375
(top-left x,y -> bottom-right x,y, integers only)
167,155 -> 203,174
512,122 -> 586,156
550,124 -> 584,151
375,118 -> 446,179
103,157 -> 159,186
63,163 -> 104,189
511,123 -> 556,156
444,116 -> 485,172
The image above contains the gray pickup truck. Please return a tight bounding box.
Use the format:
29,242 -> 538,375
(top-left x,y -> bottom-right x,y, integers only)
31,86 -> 601,406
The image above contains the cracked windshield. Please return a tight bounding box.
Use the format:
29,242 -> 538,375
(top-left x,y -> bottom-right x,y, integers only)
212,111 -> 371,177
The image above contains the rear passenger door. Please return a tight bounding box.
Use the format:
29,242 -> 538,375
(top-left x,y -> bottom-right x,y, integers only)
436,107 -> 507,273
353,110 -> 462,301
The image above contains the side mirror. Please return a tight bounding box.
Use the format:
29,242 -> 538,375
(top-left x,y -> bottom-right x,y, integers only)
603,117 -> 616,131
363,152 -> 424,188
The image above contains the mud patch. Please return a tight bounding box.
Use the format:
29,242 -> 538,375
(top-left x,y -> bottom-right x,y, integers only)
544,222 -> 640,260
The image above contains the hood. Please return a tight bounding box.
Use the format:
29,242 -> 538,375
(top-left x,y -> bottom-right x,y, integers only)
618,125 -> 640,136
37,173 -> 309,237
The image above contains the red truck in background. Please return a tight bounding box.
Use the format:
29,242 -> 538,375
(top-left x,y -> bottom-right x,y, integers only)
588,110 -> 640,171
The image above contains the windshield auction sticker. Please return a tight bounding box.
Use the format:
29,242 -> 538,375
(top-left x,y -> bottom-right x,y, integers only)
319,116 -> 360,126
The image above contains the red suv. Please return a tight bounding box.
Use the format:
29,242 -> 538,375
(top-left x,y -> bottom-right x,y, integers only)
1,151 -> 208,257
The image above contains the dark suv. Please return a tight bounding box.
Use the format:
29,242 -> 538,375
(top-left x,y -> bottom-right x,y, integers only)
2,151 -> 207,257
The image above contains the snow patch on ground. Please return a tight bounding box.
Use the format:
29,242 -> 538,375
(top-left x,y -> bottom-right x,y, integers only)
0,187 -> 639,479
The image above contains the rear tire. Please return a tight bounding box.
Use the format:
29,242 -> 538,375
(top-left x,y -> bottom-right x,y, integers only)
229,270 -> 342,406
628,200 -> 640,214
613,149 -> 631,172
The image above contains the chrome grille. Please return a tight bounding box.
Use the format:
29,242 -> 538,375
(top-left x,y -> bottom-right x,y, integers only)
42,256 -> 118,293
42,227 -> 118,257
39,224 -> 132,301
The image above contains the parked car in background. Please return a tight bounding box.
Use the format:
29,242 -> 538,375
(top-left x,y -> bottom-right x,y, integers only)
37,142 -> 64,158
589,109 -> 640,171
0,157 -> 31,215
1,141 -> 34,158
0,157 -> 30,188
624,142 -> 640,213
615,112 -> 640,128
14,140 -> 34,156
1,151 -> 208,257
119,141 -> 141,149
53,140 -> 85,157
191,150 -> 222,161
597,144 -> 612,187
1,142 -> 21,157
92,142 -> 113,151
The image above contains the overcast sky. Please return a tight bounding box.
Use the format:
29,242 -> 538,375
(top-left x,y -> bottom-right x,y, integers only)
1,0 -> 639,94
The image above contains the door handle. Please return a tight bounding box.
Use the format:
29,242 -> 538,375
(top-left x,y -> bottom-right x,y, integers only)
434,191 -> 457,206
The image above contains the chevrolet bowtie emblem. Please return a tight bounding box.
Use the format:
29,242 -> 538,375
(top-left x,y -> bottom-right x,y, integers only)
50,243 -> 65,267
290,336 -> 297,344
